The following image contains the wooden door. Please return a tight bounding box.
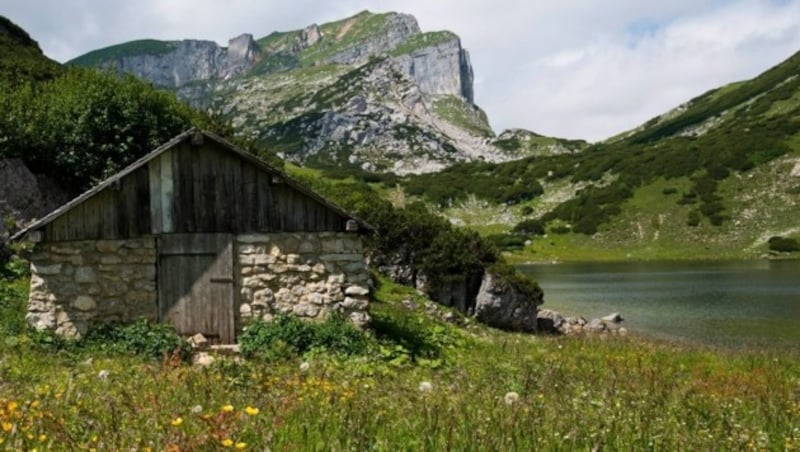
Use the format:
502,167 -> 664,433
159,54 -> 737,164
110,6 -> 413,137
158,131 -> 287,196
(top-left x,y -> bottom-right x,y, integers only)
158,234 -> 235,344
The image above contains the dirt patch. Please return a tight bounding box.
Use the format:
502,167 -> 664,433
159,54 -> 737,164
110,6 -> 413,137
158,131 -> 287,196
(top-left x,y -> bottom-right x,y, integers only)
337,19 -> 356,39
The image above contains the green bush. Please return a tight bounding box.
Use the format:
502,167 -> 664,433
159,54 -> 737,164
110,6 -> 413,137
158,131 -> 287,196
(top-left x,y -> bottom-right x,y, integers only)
686,210 -> 701,227
84,320 -> 192,360
0,279 -> 28,336
485,233 -> 527,251
513,218 -> 545,236
0,68 -> 214,192
768,236 -> 800,252
238,313 -> 372,359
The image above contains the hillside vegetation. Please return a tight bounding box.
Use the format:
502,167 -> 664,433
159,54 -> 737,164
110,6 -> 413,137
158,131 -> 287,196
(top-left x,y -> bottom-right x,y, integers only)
385,49 -> 800,260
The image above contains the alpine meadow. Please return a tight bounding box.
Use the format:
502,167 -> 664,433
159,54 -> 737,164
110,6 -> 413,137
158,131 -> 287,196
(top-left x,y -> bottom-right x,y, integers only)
1,8 -> 799,451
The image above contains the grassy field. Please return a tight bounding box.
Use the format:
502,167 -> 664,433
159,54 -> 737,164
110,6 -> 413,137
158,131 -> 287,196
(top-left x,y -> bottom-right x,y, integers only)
0,271 -> 798,450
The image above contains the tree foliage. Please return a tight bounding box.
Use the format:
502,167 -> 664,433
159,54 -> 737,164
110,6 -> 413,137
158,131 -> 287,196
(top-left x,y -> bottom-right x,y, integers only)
768,236 -> 800,252
0,68 -> 215,191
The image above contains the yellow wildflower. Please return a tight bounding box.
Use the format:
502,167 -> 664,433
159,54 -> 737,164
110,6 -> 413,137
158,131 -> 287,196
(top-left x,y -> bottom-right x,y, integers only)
244,406 -> 259,416
2,422 -> 12,432
221,404 -> 234,413
221,438 -> 234,447
39,434 -> 47,442
6,401 -> 18,413
30,400 -> 40,409
171,417 -> 183,427
235,442 -> 247,449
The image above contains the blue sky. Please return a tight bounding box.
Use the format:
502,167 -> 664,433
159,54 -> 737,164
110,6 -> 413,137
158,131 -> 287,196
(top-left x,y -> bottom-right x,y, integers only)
4,0 -> 800,141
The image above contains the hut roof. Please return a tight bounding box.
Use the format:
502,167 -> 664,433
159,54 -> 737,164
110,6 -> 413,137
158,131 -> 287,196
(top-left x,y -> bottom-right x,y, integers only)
10,129 -> 373,241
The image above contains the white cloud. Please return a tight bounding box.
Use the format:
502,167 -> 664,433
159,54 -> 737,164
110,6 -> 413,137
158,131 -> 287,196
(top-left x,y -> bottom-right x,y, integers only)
4,0 -> 800,141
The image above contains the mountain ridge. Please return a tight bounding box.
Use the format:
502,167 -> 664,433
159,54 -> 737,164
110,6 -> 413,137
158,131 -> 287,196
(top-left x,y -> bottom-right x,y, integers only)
69,10 -> 546,173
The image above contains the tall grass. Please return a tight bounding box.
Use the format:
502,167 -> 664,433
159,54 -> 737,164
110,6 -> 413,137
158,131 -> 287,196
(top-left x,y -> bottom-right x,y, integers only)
0,275 -> 798,450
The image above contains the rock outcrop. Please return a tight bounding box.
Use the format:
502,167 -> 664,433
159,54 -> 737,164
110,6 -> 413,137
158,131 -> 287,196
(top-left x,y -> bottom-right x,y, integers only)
537,309 -> 627,336
324,13 -> 420,66
394,36 -> 474,103
111,34 -> 258,88
0,159 -> 70,229
473,272 -> 542,331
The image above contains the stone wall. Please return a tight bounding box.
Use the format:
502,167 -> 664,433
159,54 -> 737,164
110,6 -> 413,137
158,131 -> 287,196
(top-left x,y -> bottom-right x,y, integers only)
25,232 -> 371,339
236,232 -> 371,328
26,239 -> 157,338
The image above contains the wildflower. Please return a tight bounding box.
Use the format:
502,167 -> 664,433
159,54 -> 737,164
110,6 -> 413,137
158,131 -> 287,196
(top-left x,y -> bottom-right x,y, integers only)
30,400 -> 40,409
170,417 -> 183,427
2,422 -> 12,432
221,438 -> 234,447
244,406 -> 259,416
235,442 -> 247,449
300,361 -> 310,373
221,404 -> 234,413
6,401 -> 18,412
191,405 -> 203,414
504,391 -> 520,405
97,370 -> 110,380
419,381 -> 433,393
39,434 -> 47,442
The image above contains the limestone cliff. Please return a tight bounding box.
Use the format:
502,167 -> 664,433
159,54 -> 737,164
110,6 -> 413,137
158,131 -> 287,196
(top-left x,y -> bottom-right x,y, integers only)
70,11 -> 514,173
86,34 -> 259,88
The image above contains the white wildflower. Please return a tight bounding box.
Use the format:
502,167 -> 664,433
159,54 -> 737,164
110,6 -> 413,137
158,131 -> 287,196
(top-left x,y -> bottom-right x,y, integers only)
504,391 -> 520,405
97,370 -> 110,380
191,405 -> 203,414
299,361 -> 310,373
418,381 -> 433,393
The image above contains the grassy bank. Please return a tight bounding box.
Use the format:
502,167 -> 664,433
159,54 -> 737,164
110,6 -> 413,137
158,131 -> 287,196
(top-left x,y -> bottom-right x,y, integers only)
0,276 -> 798,450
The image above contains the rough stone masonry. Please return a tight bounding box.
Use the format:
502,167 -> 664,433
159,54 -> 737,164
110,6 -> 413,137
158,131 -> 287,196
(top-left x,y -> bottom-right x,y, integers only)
26,232 -> 371,338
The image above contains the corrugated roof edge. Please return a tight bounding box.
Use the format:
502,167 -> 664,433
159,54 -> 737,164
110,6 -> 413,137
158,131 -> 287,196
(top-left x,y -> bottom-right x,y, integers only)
9,128 -> 375,242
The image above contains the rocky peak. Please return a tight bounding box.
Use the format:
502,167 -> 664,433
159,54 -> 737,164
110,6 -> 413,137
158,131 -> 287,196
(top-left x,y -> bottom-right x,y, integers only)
227,33 -> 257,64
322,12 -> 421,66
301,24 -> 322,47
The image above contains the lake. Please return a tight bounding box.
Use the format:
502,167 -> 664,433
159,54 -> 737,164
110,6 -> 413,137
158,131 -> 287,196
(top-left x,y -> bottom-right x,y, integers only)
518,260 -> 800,348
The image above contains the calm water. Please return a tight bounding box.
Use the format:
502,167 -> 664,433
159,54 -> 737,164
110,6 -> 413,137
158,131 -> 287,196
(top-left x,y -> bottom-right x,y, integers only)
518,260 -> 800,348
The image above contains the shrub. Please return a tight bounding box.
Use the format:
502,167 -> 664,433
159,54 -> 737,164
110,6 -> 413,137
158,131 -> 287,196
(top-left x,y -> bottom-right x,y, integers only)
512,218 -> 545,236
0,278 -> 28,335
662,187 -> 678,195
768,236 -> 800,252
520,206 -> 534,216
686,210 -> 701,227
84,320 -> 192,361
485,234 -> 527,251
238,313 -> 372,359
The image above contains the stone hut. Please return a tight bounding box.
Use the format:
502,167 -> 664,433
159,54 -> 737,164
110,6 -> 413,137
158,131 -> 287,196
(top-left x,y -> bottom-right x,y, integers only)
11,129 -> 372,343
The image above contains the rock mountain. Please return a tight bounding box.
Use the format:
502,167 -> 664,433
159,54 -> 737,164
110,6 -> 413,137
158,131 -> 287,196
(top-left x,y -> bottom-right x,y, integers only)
72,11 -> 563,174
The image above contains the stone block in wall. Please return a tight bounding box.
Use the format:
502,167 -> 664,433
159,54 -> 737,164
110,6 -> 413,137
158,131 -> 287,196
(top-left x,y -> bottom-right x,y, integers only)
31,263 -> 61,275
74,267 -> 96,283
72,295 -> 96,311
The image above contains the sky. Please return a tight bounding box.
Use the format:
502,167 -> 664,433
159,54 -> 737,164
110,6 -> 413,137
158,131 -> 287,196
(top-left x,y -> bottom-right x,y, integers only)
4,0 -> 800,141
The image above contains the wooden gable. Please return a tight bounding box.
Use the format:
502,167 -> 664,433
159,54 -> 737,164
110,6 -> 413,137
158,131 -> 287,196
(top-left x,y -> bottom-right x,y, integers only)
14,130 -> 368,242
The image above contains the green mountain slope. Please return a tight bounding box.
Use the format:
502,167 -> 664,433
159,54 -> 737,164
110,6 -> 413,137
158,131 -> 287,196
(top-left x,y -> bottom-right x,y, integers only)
399,50 -> 800,260
0,16 -> 61,83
